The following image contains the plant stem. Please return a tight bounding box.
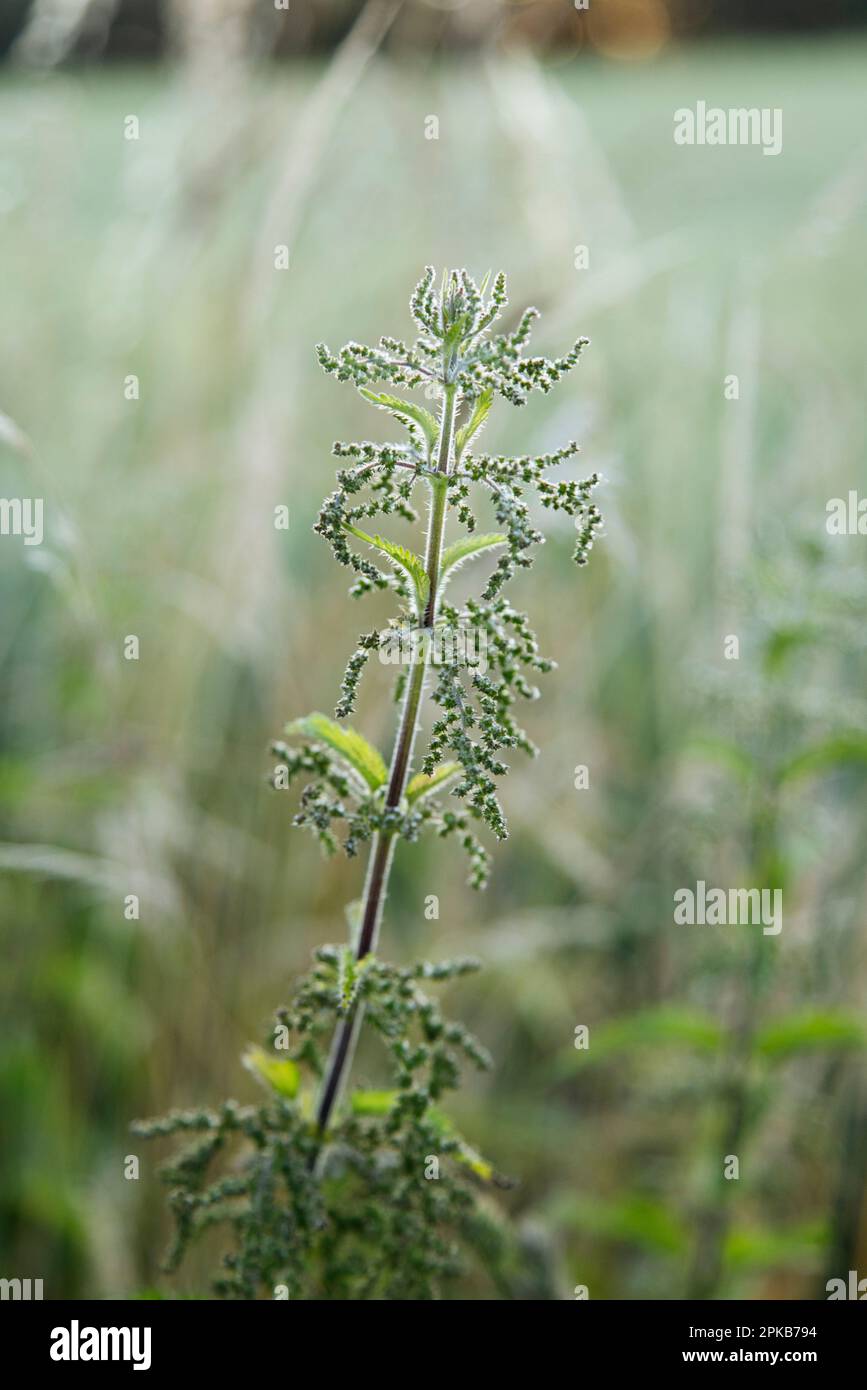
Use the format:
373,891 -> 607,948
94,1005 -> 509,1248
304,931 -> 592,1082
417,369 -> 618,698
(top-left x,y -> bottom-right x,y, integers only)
314,385 -> 457,1138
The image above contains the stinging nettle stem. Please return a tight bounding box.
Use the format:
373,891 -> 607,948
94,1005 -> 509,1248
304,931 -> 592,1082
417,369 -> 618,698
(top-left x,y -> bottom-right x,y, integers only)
314,385 -> 457,1138
138,268 -> 600,1295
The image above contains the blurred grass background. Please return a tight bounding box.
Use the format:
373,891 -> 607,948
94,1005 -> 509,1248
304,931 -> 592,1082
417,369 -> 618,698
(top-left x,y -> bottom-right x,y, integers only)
1,1 -> 867,1298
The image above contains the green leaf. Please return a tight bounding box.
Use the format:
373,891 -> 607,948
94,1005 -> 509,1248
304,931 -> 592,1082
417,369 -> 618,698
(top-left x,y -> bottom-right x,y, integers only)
443,313 -> 471,350
571,1007 -> 722,1065
756,1011 -> 866,1060
439,532 -> 507,587
724,1220 -> 825,1270
358,389 -> 438,448
345,524 -> 429,614
242,1046 -> 300,1099
427,1108 -> 508,1186
763,623 -> 816,675
777,735 -> 867,785
546,1193 -> 687,1254
406,762 -> 462,805
455,387 -> 494,457
337,946 -> 373,1015
686,736 -> 756,783
351,1089 -> 398,1116
348,1093 -> 511,1184
337,945 -> 357,1014
455,1146 -> 494,1182
286,712 -> 387,791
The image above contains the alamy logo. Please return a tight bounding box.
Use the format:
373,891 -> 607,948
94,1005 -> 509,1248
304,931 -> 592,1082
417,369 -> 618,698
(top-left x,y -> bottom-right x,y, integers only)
826,492 -> 867,535
0,497 -> 43,545
674,102 -> 782,156
674,880 -> 782,936
826,1270 -> 867,1300
0,1277 -> 43,1299
50,1320 -> 152,1371
379,623 -> 488,674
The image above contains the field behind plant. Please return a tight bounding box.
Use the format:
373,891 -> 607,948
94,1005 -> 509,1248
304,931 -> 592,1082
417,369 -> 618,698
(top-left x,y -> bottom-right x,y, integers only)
2,38 -> 867,1298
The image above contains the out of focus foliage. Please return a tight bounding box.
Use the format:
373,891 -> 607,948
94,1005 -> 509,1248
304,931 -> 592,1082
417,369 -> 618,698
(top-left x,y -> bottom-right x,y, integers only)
2,0 -> 867,69
1,31 -> 866,1297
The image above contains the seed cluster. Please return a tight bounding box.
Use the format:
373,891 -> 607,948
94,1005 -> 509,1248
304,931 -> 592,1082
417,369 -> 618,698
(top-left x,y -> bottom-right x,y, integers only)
298,267 -> 602,876
133,950 -> 504,1299
137,269 -> 601,1301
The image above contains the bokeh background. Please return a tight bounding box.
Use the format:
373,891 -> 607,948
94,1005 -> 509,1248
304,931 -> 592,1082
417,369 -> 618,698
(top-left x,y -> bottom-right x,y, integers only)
2,0 -> 867,1300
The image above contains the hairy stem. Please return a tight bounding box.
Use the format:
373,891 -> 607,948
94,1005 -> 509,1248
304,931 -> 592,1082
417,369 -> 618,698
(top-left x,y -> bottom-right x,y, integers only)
314,386 -> 457,1138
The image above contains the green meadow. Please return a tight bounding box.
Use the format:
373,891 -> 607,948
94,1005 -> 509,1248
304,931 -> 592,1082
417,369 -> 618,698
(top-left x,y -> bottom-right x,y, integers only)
1,37 -> 866,1297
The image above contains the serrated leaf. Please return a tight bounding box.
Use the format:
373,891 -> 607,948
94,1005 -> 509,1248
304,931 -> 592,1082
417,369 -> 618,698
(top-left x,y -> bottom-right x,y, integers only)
427,1108 -> 509,1186
439,532 -> 507,587
337,945 -> 357,1014
406,762 -> 462,805
242,1046 -> 300,1098
337,945 -> 373,1015
455,1145 -> 495,1182
441,307 -> 468,350
358,388 -> 438,448
286,712 -> 387,791
756,1011 -> 866,1060
349,1094 -> 503,1182
455,1148 -> 493,1182
455,387 -> 494,458
351,1089 -> 399,1116
345,523 -> 429,613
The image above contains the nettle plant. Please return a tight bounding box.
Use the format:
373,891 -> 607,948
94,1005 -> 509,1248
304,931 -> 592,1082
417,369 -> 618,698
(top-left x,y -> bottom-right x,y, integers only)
136,268 -> 601,1299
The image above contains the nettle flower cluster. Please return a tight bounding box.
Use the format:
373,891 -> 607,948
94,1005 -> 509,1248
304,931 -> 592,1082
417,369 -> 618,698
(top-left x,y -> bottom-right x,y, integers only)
134,953 -> 507,1300
274,266 -> 601,885
136,270 -> 600,1299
